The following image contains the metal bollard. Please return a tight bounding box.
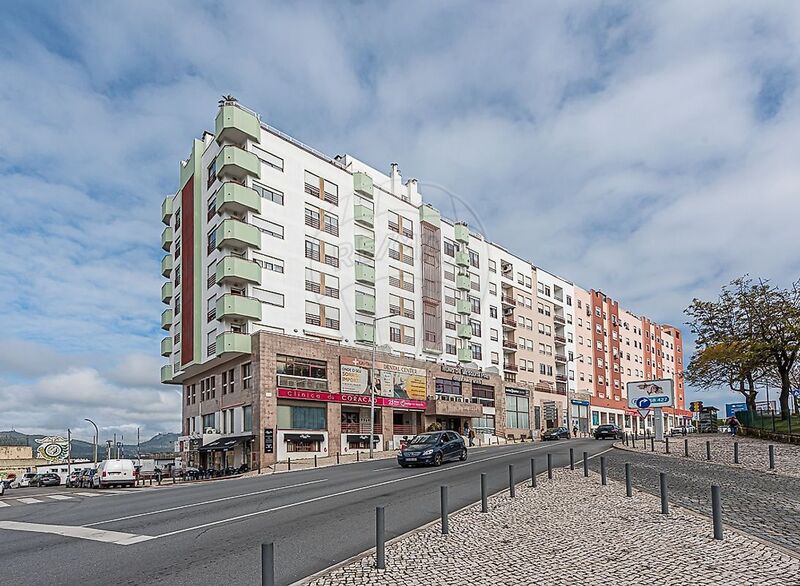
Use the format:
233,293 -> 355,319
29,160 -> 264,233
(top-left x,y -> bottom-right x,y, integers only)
530,459 -> 537,488
660,472 -> 669,515
624,463 -> 632,497
509,465 -> 515,497
711,485 -> 723,539
287,457 -> 291,471
569,448 -> 574,471
375,506 -> 385,569
583,452 -> 589,477
547,453 -> 553,480
600,456 -> 607,486
706,441 -> 711,461
632,434 -> 637,449
357,451 -> 360,462
650,437 -> 655,452
769,444 -> 775,469
261,542 -> 275,586
440,486 -> 449,534
336,452 -> 340,465
734,442 -> 739,464
665,437 -> 670,454
481,473 -> 488,513
684,438 -> 689,458
314,455 -> 318,468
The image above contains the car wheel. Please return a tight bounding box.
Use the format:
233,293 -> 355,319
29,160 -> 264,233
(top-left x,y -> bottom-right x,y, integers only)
433,453 -> 443,467
459,449 -> 467,461
400,463 -> 409,468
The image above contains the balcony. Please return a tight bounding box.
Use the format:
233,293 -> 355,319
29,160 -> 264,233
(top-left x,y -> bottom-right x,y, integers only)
161,309 -> 173,330
354,264 -> 375,285
215,145 -> 261,182
454,223 -> 470,245
161,282 -> 173,304
354,235 -> 375,257
161,227 -> 173,252
161,196 -> 173,225
353,172 -> 374,199
160,337 -> 172,357
216,219 -> 261,251
555,374 -> 568,382
554,335 -> 567,344
502,338 -> 518,349
216,182 -> 261,216
216,294 -> 262,322
457,347 -> 473,363
501,295 -> 516,307
161,364 -> 176,385
355,322 -> 375,344
455,299 -> 471,315
553,314 -> 566,325
504,362 -> 518,372
216,256 -> 261,285
354,204 -> 374,227
502,316 -> 516,328
456,323 -> 472,339
419,204 -> 441,227
355,292 -> 376,315
215,104 -> 261,145
215,332 -> 252,357
161,255 -> 173,277
455,250 -> 469,267
555,354 -> 567,363
455,274 -> 470,291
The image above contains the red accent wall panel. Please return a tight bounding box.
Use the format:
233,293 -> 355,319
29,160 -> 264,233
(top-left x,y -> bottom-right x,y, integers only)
181,176 -> 194,365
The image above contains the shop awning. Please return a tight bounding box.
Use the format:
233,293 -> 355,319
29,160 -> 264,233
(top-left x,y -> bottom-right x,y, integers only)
346,434 -> 379,443
198,435 -> 253,452
284,433 -> 325,442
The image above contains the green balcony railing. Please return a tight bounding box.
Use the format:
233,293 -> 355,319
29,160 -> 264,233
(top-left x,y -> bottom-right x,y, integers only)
216,294 -> 262,321
215,331 -> 252,356
216,256 -> 261,285
215,145 -> 261,181
215,104 -> 261,145
215,182 -> 261,216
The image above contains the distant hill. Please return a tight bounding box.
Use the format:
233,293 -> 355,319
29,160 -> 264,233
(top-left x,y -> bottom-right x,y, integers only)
0,431 -> 179,459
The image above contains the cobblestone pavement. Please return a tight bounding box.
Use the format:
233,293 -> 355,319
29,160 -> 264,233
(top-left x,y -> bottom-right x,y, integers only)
305,468 -> 799,586
618,433 -> 800,478
597,446 -> 800,555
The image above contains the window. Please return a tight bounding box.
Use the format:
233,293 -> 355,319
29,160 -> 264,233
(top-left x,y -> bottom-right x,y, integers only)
389,239 -> 414,265
305,205 -> 320,229
469,295 -> 481,314
470,319 -> 482,337
207,331 -> 217,357
207,228 -> 217,254
388,211 -> 413,238
207,194 -> 216,220
446,337 -> 457,355
242,363 -> 252,389
436,379 -> 462,396
489,282 -> 497,295
445,311 -> 457,330
278,404 -> 327,430
389,266 -> 414,292
202,413 -> 215,430
489,259 -> 496,273
305,268 -> 339,298
253,216 -> 284,239
277,355 -> 327,381
490,306 -> 498,319
252,146 -> 284,171
517,272 -> 525,285
472,384 -> 494,405
305,301 -> 340,329
174,293 -> 181,316
253,252 -> 284,273
390,322 -> 415,345
490,328 -> 499,341
389,294 -> 415,319
174,264 -> 181,287
468,249 -> 480,268
506,392 -> 529,429
221,368 -> 235,394
323,212 -> 339,236
207,295 -> 216,321
207,159 -> 216,188
253,287 -> 285,307
253,181 -> 284,205
490,351 -> 499,364
443,239 -> 455,257
469,342 -> 482,361
443,262 -> 456,281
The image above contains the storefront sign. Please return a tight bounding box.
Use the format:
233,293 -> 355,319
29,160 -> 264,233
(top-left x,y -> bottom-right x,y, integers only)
278,388 -> 426,410
263,428 -> 274,454
505,387 -> 529,397
440,364 -> 490,379
627,379 -> 674,409
570,399 -> 590,406
340,357 -> 427,401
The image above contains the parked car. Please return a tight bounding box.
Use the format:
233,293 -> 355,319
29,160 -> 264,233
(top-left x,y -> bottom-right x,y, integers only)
11,473 -> 37,488
594,424 -> 623,440
669,426 -> 694,436
79,468 -> 97,488
0,479 -> 5,496
397,431 -> 467,467
30,473 -> 61,487
93,459 -> 136,488
66,469 -> 84,488
541,427 -> 570,441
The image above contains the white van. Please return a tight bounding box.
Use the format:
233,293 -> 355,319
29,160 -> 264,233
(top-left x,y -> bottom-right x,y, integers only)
93,459 -> 136,488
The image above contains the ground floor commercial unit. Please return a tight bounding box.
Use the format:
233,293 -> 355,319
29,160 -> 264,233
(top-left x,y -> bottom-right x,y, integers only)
176,331 -> 571,468
587,403 -> 692,433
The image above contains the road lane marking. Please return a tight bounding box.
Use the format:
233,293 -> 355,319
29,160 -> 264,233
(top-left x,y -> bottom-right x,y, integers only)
0,502 -> 10,507
85,478 -> 329,527
153,444 -> 557,540
17,498 -> 44,504
46,495 -> 73,501
372,466 -> 396,471
73,492 -> 99,497
0,521 -> 154,545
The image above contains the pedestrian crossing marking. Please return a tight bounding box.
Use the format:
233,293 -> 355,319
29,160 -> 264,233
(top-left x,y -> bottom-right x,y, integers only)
46,495 -> 73,500
17,498 -> 43,504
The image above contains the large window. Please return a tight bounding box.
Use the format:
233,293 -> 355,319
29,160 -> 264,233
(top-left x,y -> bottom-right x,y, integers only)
472,384 -> 494,406
276,355 -> 326,381
253,181 -> 284,205
278,404 -> 327,430
506,391 -> 530,429
435,379 -> 462,396
243,405 -> 252,432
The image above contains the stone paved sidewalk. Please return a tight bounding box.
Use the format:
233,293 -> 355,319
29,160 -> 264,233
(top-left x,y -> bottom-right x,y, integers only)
618,433 -> 800,478
305,469 -> 799,586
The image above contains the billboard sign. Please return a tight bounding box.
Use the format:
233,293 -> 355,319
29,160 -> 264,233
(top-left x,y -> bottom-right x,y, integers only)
725,403 -> 748,418
35,436 -> 69,463
340,357 -> 427,401
627,379 -> 674,409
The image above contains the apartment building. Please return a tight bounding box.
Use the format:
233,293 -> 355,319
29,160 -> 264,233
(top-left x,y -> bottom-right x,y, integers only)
161,100 -> 687,468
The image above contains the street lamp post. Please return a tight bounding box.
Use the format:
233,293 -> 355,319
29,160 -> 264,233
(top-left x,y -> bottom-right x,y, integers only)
84,419 -> 99,466
370,314 -> 395,459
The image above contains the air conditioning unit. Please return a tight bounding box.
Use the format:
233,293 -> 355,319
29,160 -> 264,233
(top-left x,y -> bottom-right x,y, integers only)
204,427 -> 218,434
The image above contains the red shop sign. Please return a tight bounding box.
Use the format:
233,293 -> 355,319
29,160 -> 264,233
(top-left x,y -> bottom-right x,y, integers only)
277,388 -> 426,411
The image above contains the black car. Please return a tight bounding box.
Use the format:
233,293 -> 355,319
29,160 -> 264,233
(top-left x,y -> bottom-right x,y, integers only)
30,473 -> 61,487
594,424 -> 623,440
397,431 -> 467,467
541,427 -> 570,441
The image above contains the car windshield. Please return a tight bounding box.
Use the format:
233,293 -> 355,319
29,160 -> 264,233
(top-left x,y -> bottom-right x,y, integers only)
598,425 -> 615,430
410,434 -> 439,445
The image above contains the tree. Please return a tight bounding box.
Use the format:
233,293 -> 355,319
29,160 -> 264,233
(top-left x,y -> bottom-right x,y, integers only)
686,341 -> 762,412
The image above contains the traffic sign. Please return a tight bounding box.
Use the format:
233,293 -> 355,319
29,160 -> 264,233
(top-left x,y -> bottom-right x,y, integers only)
725,403 -> 747,418
792,389 -> 800,398
637,408 -> 651,419
627,379 -> 674,408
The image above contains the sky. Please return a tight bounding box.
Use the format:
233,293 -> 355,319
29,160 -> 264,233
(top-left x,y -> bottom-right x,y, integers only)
1,1 -> 799,442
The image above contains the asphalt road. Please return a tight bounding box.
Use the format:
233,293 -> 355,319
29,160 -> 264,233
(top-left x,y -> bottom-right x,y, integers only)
0,438 -> 610,585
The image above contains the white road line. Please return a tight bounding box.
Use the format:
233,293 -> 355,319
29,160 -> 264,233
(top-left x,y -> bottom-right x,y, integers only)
0,521 -> 154,546
17,498 -> 44,505
100,490 -> 132,494
154,444 -> 551,540
372,466 -> 395,471
85,478 -> 329,527
46,495 -> 73,501
0,501 -> 10,507
73,492 -> 99,497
